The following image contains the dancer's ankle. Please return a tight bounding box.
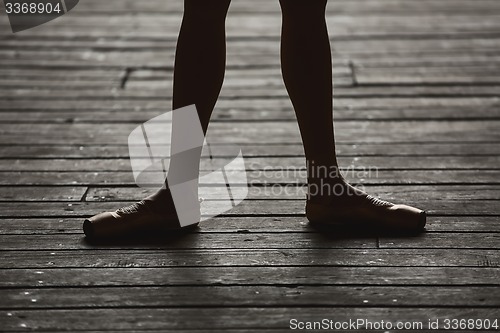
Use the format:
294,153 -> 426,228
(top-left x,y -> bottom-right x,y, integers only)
143,187 -> 177,215
144,185 -> 201,216
307,175 -> 366,204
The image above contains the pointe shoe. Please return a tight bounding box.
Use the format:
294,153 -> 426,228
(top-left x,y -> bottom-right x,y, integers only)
83,200 -> 200,239
306,195 -> 426,231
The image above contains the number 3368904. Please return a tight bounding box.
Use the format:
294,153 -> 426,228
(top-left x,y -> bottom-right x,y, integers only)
5,2 -> 62,14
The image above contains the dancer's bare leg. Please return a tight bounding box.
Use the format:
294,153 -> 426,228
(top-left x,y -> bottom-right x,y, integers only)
279,0 -> 426,230
146,0 -> 231,208
279,0 -> 340,197
83,0 -> 231,238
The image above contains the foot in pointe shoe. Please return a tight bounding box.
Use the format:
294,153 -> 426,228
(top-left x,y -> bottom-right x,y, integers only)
82,188 -> 200,239
305,179 -> 426,231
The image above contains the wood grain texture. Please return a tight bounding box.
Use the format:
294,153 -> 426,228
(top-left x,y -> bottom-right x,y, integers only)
1,248 -> 499,269
1,308 -> 499,331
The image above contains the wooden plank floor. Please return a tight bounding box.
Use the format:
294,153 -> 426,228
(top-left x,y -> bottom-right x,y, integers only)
1,0 -> 500,331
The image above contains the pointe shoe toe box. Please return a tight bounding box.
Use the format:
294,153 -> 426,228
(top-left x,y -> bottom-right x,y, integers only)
83,208 -> 201,239
306,201 -> 426,231
385,204 -> 427,230
83,211 -> 131,239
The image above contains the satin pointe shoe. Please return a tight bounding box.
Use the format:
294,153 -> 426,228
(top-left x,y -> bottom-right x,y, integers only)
306,195 -> 426,231
83,200 -> 200,239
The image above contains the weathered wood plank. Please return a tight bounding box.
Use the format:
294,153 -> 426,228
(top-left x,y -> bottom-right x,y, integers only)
0,186 -> 87,201
0,233 -> 377,251
84,185 -> 500,202
1,232 -> 499,251
0,143 -> 496,158
2,97 -> 498,111
0,199 -> 497,217
0,121 -> 498,144
2,216 -> 499,235
1,248 -> 498,268
1,307 -> 499,331
68,0 -> 500,15
380,234 -> 500,249
1,267 -> 499,288
2,170 -> 500,186
2,14 -> 500,38
4,40 -> 500,70
0,69 -> 122,81
2,286 -> 498,309
1,156 -> 498,172
356,66 -> 500,85
4,49 -> 500,71
0,80 -> 118,89
124,83 -> 500,98
4,85 -> 500,99
3,108 -> 500,123
4,37 -> 500,57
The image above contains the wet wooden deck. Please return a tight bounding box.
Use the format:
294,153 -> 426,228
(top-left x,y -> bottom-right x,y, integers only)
1,0 -> 500,331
